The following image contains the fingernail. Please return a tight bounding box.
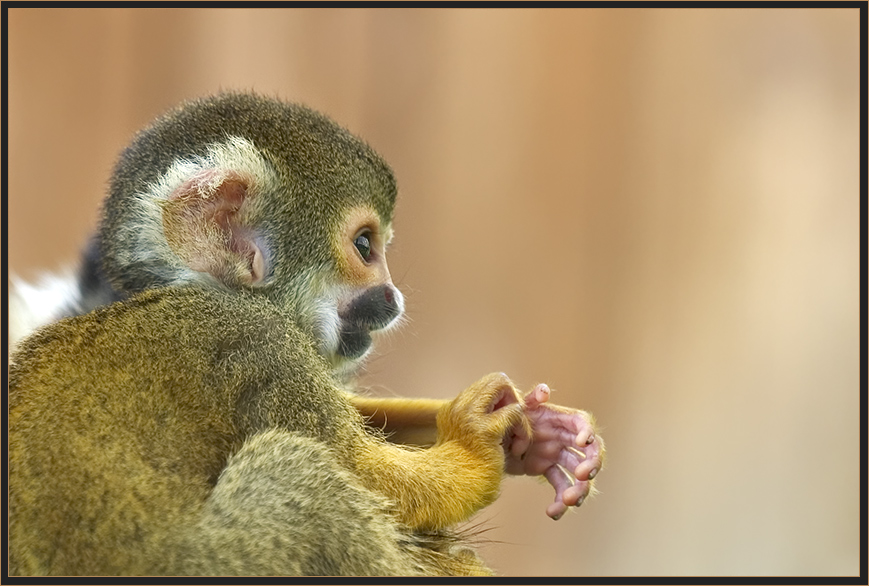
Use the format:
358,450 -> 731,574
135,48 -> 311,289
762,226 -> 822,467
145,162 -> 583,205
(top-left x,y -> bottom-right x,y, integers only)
586,434 -> 595,445
552,512 -> 563,521
576,496 -> 585,507
588,467 -> 598,480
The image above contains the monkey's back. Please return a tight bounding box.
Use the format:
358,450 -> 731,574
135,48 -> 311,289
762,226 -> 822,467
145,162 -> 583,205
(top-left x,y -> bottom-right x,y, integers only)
8,287 -> 362,575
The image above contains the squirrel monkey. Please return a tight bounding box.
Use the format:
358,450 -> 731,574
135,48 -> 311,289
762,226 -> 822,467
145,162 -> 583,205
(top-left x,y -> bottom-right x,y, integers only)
8,93 -> 604,575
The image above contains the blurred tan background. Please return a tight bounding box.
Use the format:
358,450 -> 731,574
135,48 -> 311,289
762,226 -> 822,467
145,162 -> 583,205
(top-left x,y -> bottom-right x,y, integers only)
7,7 -> 861,577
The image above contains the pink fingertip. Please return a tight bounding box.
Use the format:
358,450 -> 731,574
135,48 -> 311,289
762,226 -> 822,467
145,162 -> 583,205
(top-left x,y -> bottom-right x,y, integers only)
574,459 -> 598,481
547,501 -> 567,520
563,484 -> 585,506
524,384 -> 550,410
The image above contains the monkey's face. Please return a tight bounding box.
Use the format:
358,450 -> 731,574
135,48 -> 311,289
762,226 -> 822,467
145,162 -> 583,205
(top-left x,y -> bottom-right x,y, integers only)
103,93 -> 403,375
319,205 -> 404,372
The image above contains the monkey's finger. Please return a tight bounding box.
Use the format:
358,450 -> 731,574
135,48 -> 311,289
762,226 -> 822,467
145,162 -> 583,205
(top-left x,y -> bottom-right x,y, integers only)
522,384 -> 551,411
546,500 -> 569,521
573,456 -> 600,483
572,433 -> 603,470
556,446 -> 586,475
529,424 -> 593,450
543,465 -> 573,520
558,450 -> 600,507
562,480 -> 590,508
560,410 -> 596,435
528,405 -> 594,435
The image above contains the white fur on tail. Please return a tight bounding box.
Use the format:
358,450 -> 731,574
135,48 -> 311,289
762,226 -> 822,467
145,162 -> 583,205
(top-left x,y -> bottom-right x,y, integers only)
8,270 -> 80,354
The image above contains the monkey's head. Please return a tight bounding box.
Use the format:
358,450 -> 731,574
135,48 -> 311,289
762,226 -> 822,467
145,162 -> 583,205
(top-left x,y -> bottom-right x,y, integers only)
99,92 -> 404,375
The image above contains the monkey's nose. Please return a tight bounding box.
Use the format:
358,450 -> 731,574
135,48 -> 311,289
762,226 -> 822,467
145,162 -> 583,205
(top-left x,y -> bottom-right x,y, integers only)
339,284 -> 402,331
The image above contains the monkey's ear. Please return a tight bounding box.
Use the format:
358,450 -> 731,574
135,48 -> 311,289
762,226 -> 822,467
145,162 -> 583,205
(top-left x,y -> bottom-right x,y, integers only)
161,169 -> 267,287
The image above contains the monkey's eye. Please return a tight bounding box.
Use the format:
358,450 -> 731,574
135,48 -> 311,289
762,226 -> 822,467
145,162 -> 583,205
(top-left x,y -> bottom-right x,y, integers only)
354,233 -> 372,261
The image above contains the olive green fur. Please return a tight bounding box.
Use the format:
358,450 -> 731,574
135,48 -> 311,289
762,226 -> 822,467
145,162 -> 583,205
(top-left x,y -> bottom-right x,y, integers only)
8,287 -> 487,575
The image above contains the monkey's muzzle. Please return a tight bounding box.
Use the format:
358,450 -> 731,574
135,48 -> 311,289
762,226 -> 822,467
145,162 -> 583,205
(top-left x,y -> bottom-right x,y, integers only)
336,284 -> 402,359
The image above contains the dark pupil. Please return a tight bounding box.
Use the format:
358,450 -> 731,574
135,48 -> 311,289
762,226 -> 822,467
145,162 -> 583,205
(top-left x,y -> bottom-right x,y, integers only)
355,234 -> 371,260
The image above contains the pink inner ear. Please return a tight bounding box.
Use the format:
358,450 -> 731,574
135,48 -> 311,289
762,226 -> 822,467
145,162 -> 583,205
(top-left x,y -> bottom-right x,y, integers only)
164,169 -> 266,286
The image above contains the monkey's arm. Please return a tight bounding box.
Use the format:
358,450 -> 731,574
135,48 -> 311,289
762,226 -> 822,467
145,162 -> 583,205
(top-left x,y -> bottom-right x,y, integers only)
352,373 -> 525,531
351,383 -> 604,521
350,395 -> 445,446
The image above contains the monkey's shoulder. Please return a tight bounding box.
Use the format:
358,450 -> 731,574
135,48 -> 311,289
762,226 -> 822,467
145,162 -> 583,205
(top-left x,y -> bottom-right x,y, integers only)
10,286 -> 315,381
8,284 -> 340,445
111,285 -> 289,326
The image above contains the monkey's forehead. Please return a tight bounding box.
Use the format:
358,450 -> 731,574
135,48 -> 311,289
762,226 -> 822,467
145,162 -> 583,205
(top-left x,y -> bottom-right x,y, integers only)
135,92 -> 398,217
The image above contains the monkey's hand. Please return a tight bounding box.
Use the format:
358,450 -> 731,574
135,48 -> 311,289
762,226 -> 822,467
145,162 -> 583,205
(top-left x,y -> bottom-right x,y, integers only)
438,372 -> 530,450
357,373 -> 531,531
503,384 -> 604,521
434,373 -> 531,504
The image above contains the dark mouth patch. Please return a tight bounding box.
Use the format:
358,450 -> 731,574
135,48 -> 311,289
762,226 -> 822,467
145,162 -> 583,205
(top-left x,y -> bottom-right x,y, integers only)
337,324 -> 373,359
335,284 -> 401,360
